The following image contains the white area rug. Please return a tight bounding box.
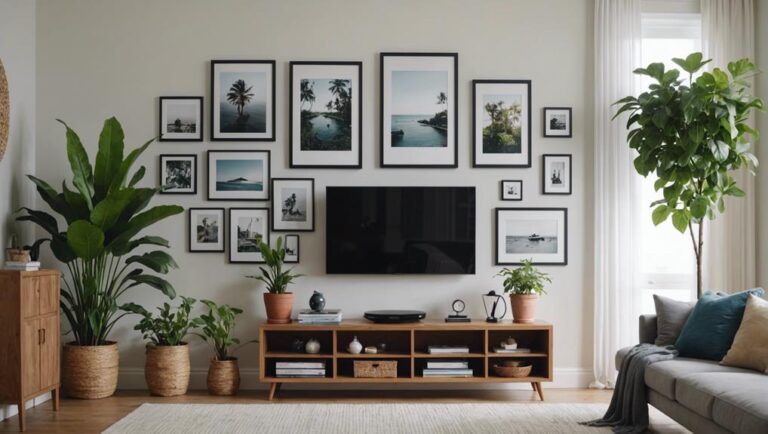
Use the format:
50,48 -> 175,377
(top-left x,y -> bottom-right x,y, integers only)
103,403 -> 612,433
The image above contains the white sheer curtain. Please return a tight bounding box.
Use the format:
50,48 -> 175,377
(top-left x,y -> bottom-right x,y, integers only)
701,0 -> 756,294
592,0 -> 642,389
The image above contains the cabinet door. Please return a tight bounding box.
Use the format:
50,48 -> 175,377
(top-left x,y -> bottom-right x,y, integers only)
38,275 -> 59,316
40,315 -> 59,389
21,278 -> 39,318
21,318 -> 41,397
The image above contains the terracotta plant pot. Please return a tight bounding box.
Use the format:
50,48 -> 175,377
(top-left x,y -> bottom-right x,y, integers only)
145,343 -> 190,396
510,294 -> 539,323
207,358 -> 241,396
264,292 -> 294,324
62,341 -> 119,399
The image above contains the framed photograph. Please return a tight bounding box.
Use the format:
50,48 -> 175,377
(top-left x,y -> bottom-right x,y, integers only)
542,154 -> 572,195
159,154 -> 197,194
543,107 -> 572,138
271,178 -> 315,232
188,208 -> 224,252
495,208 -> 568,265
472,80 -> 531,167
159,97 -> 203,141
380,53 -> 458,168
500,180 -> 523,201
283,234 -> 299,263
229,208 -> 269,263
289,62 -> 362,168
207,150 -> 270,201
210,60 -> 275,141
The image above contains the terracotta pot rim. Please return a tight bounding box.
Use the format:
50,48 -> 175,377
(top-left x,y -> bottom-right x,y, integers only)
264,292 -> 294,296
66,341 -> 118,348
509,293 -> 540,298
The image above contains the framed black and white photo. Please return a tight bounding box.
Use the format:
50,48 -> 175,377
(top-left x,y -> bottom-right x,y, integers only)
495,208 -> 568,265
472,80 -> 531,168
542,154 -> 572,195
543,107 -> 572,138
159,154 -> 197,194
380,53 -> 458,168
188,208 -> 224,252
229,208 -> 269,263
207,150 -> 270,201
210,60 -> 275,141
271,178 -> 314,232
500,180 -> 523,201
159,97 -> 203,141
289,62 -> 362,168
283,234 -> 299,263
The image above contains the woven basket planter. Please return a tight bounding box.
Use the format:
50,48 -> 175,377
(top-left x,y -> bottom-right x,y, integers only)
207,358 -> 240,396
145,343 -> 190,396
62,342 -> 119,399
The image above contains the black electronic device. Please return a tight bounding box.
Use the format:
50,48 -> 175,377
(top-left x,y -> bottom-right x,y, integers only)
364,310 -> 427,323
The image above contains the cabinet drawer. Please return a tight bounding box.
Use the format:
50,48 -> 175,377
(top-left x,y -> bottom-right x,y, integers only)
21,275 -> 59,318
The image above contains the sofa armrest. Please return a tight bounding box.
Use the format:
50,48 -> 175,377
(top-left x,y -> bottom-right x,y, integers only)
639,314 -> 657,344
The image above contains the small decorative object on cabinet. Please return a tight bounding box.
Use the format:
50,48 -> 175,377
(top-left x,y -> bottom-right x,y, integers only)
246,237 -> 302,323
497,259 -> 551,323
291,338 -> 305,353
493,361 -> 533,378
271,178 -> 315,232
542,154 -> 572,195
482,290 -> 507,323
445,299 -> 470,323
542,107 -> 572,138
0,270 -> 61,432
305,338 -> 321,354
309,290 -> 325,312
196,300 -> 246,396
347,336 -> 363,354
210,60 -> 275,141
158,96 -> 203,142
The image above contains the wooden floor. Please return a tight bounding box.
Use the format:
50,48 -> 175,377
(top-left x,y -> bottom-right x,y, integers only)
1,389 -> 689,433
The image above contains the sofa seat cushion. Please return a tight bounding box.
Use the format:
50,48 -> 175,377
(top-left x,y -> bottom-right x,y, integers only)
644,358 -> 741,400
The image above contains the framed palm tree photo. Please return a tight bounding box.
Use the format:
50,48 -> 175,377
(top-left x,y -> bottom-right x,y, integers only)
210,60 -> 275,141
290,62 -> 362,168
472,80 -> 531,167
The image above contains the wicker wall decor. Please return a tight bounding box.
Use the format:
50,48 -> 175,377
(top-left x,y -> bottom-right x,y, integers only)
0,59 -> 8,162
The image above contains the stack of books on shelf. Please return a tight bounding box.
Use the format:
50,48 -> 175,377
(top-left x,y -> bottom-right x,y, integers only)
274,361 -> 326,378
492,340 -> 531,354
422,360 -> 473,377
3,261 -> 40,271
298,309 -> 342,325
427,345 -> 470,354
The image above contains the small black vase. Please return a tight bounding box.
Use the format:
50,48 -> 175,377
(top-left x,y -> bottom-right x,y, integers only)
309,291 -> 326,312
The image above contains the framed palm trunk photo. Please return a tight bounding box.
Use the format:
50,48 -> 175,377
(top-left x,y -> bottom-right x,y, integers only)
271,178 -> 315,232
210,60 -> 275,141
472,80 -> 531,167
495,207 -> 568,265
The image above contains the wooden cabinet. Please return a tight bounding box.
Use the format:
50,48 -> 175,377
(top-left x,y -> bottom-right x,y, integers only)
0,270 -> 61,432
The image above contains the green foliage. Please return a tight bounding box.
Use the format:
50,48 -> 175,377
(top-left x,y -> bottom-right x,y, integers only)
482,100 -> 522,153
245,236 -> 303,294
496,259 -> 551,296
121,296 -> 201,346
195,300 -> 245,361
16,117 -> 184,345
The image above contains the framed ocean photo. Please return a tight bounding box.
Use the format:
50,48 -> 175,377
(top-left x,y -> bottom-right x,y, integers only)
229,208 -> 269,263
159,97 -> 203,141
210,60 -> 275,141
207,150 -> 270,201
289,61 -> 362,168
495,207 -> 567,266
271,178 -> 315,232
472,80 -> 531,168
380,53 -> 458,168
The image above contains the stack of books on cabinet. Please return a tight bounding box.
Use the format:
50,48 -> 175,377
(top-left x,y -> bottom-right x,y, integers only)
274,361 -> 326,378
422,360 -> 473,377
298,309 -> 342,325
3,261 -> 40,271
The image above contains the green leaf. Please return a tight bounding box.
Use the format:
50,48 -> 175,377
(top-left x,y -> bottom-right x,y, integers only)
111,235 -> 169,256
58,119 -> 95,210
671,210 -> 689,233
690,196 -> 709,219
712,68 -> 729,89
126,250 -> 179,274
708,139 -> 729,162
110,137 -> 154,193
66,220 -> 105,260
90,189 -> 134,231
688,124 -> 705,144
652,205 -> 672,226
16,207 -> 59,237
51,236 -> 77,263
729,185 -> 746,197
126,274 -> 177,299
672,52 -> 710,74
120,302 -> 150,316
128,166 -> 146,188
652,109 -> 669,129
108,205 -> 184,249
94,117 -> 125,201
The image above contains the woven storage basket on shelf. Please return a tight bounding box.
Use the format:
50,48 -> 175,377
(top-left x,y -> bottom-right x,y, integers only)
145,343 -> 190,396
353,360 -> 397,378
62,342 -> 119,399
493,363 -> 533,378
207,358 -> 241,396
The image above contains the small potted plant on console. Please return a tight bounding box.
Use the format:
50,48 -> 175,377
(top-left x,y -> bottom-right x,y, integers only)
195,299 -> 246,395
496,259 -> 551,323
247,237 -> 303,324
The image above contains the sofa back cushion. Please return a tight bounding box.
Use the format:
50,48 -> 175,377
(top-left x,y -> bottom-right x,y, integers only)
653,294 -> 695,346
721,294 -> 768,373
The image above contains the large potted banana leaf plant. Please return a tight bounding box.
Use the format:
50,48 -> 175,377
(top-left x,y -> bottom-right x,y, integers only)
17,117 -> 183,399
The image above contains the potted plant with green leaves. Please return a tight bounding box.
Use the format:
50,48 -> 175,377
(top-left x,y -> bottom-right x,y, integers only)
17,117 -> 183,399
122,296 -> 201,396
195,299 -> 246,395
496,259 -> 551,323
246,237 -> 303,324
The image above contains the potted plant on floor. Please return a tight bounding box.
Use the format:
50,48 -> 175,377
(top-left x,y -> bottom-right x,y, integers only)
497,259 -> 551,323
122,296 -> 201,396
17,117 -> 183,399
195,300 -> 246,395
247,237 -> 303,324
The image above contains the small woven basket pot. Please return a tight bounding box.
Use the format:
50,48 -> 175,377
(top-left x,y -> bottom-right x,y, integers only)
207,358 -> 240,396
145,343 -> 190,396
62,341 -> 119,399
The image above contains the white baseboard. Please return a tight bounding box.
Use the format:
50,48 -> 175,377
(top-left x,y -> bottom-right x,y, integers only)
0,393 -> 51,423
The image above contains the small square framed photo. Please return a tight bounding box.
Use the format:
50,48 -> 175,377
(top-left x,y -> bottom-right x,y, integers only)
188,208 -> 224,252
208,150 -> 270,201
500,180 -> 523,201
542,154 -> 572,195
271,178 -> 315,232
159,154 -> 197,194
283,234 -> 299,263
210,60 -> 275,141
159,97 -> 203,141
229,208 -> 269,263
495,207 -> 568,266
543,107 -> 572,138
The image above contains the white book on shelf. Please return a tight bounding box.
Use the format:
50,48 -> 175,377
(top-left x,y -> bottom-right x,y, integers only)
425,360 -> 469,369
275,368 -> 326,376
492,347 -> 531,353
427,346 -> 470,354
274,362 -> 326,369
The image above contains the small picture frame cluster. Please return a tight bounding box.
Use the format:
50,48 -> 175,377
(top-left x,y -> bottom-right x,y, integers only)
496,208 -> 568,266
543,107 -> 572,138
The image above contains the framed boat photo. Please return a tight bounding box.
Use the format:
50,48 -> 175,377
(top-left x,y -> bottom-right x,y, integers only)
495,207 -> 567,265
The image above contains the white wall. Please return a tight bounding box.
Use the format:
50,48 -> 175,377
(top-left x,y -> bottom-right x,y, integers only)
757,0 -> 768,289
34,0 -> 595,389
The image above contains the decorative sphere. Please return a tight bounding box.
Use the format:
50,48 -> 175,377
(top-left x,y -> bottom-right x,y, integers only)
309,291 -> 326,312
305,339 -> 320,354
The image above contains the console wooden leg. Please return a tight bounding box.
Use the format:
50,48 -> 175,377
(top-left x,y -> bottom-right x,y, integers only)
530,382 -> 537,391
534,382 -> 545,401
268,383 -> 278,401
52,388 -> 60,411
18,400 -> 26,432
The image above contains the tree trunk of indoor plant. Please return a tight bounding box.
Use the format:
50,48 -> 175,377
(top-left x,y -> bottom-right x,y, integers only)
145,343 -> 190,396
62,342 -> 119,399
510,294 -> 538,323
207,358 -> 241,396
264,292 -> 294,324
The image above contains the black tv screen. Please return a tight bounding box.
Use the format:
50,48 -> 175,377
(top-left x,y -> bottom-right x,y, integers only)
326,186 -> 475,274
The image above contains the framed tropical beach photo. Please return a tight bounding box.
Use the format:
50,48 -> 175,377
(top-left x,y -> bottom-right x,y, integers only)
210,60 -> 275,141
495,207 -> 568,266
207,150 -> 270,201
380,53 -> 458,168
159,154 -> 196,194
159,97 -> 203,141
229,208 -> 269,263
543,107 -> 572,138
472,80 -> 531,168
290,62 -> 362,168
271,178 -> 315,232
542,154 -> 572,195
500,180 -> 523,201
188,208 -> 225,253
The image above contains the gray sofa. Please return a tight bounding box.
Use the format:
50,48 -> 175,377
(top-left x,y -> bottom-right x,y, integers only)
616,315 -> 768,434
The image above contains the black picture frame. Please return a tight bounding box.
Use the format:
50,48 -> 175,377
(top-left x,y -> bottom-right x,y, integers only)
158,97 -> 203,142
188,207 -> 225,253
289,61 -> 363,169
270,178 -> 315,232
495,207 -> 568,266
542,154 -> 572,195
472,79 -> 532,168
228,207 -> 270,264
543,107 -> 572,138
158,154 -> 197,195
500,180 -> 523,201
207,150 -> 271,201
210,60 -> 276,142
379,52 -> 459,168
283,234 -> 300,263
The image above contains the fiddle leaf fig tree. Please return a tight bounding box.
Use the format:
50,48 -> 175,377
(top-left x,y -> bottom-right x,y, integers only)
614,53 -> 764,296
